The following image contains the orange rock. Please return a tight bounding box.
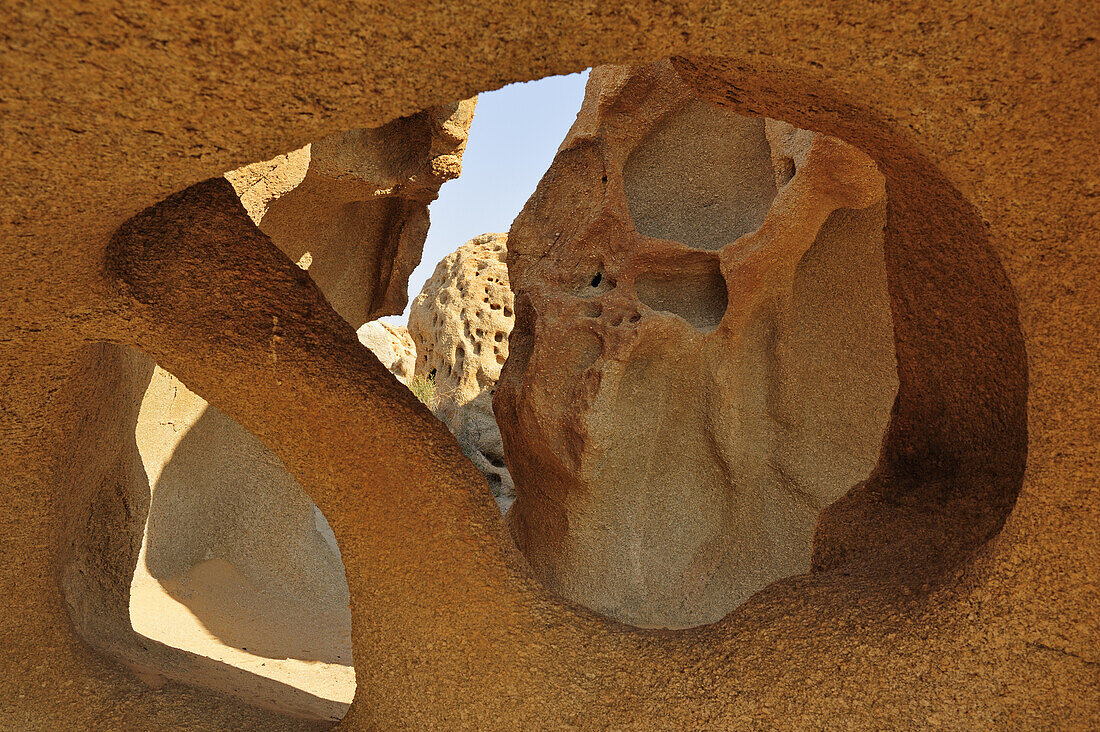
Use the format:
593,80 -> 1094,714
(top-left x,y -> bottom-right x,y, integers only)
496,62 -> 897,627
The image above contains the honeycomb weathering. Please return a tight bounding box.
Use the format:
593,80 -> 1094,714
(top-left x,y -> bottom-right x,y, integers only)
4,1 -> 1093,727
409,232 -> 516,510
356,320 -> 416,384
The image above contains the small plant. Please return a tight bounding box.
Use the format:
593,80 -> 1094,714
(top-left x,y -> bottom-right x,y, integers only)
409,373 -> 438,411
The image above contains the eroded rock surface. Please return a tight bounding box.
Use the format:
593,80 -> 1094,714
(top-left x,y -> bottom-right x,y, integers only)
409,233 -> 516,511
226,99 -> 477,327
495,61 -> 899,628
357,320 -> 416,385
129,362 -> 355,719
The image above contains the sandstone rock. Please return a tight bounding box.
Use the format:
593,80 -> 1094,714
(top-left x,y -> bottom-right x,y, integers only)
357,320 -> 416,385
6,2 -> 1078,725
409,233 -> 515,511
495,61 -> 899,628
226,99 -> 477,328
128,363 -> 355,715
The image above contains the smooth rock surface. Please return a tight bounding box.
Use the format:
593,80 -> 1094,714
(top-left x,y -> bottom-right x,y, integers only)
496,61 -> 898,628
128,363 -> 355,720
226,100 -> 477,327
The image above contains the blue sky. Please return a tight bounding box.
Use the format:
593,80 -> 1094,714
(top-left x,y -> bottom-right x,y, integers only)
382,69 -> 590,324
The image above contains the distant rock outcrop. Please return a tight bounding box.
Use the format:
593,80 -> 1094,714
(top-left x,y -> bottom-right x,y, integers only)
495,61 -> 899,628
409,233 -> 516,511
357,321 -> 416,385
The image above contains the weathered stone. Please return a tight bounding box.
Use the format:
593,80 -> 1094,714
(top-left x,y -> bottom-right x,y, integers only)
357,320 -> 416,385
129,363 -> 355,719
495,61 -> 899,628
3,2 -> 1089,728
226,99 -> 477,327
106,105 -> 468,719
409,233 -> 515,510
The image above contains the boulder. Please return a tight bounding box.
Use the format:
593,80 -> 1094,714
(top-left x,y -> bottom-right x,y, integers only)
409,233 -> 515,511
357,320 -> 416,385
495,61 -> 899,628
226,99 -> 477,327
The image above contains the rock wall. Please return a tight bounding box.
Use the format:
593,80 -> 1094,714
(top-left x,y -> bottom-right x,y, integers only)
129,363 -> 355,719
226,99 -> 477,327
495,61 -> 899,628
409,233 -> 516,511
96,105 -> 469,719
2,2 -> 1091,728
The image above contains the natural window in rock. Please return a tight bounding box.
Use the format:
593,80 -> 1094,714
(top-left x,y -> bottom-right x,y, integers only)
220,62 -> 908,633
363,71 -> 590,514
128,363 -> 354,722
77,59 -> 1026,697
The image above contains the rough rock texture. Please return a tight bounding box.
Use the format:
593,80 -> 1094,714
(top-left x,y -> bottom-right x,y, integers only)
114,104 -> 459,716
495,62 -> 898,628
1,2 -> 1096,729
226,100 -> 477,328
357,321 -> 416,385
409,233 -> 515,511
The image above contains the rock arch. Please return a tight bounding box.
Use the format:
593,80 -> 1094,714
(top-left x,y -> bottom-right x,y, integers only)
2,4 -> 1094,729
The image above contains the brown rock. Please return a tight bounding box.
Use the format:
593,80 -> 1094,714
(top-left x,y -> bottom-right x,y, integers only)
129,362 -> 355,719
1,2 -> 1091,728
495,61 -> 898,628
226,99 -> 477,327
409,233 -> 516,510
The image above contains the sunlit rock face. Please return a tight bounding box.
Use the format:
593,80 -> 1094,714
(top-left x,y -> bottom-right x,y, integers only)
128,362 -> 355,720
113,104 -> 479,718
358,320 -> 416,385
225,98 -> 477,327
409,233 -> 516,511
495,61 -> 898,628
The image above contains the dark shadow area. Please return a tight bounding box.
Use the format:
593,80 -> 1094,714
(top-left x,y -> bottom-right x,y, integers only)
634,255 -> 728,331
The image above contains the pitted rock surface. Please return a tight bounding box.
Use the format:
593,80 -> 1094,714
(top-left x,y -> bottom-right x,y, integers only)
358,320 -> 416,385
226,99 -> 477,327
409,233 -> 516,510
496,61 -> 899,628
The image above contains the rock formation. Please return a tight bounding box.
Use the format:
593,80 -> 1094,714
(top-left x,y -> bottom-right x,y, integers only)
106,103 -> 474,719
357,320 -> 416,384
226,99 -> 477,327
409,233 -> 516,511
129,363 -> 355,719
5,2 -> 1089,726
495,61 -> 899,628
